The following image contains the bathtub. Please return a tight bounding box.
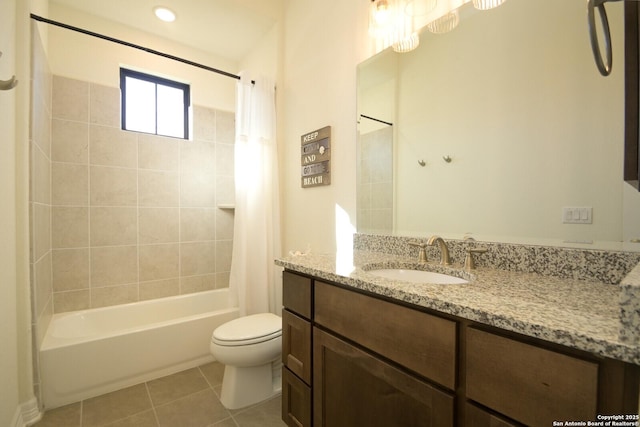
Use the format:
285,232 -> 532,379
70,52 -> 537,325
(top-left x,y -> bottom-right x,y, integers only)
40,289 -> 238,409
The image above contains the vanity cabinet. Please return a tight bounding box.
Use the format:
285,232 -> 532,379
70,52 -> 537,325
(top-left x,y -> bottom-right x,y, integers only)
282,271 -> 312,427
281,270 -> 640,427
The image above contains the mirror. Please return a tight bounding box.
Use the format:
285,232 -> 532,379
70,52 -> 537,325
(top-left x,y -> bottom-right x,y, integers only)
357,0 -> 640,250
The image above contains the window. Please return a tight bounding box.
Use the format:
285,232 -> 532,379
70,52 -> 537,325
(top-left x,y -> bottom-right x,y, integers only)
120,68 -> 190,139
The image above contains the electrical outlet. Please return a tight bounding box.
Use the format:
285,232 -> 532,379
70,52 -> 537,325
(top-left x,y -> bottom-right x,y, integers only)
562,207 -> 592,224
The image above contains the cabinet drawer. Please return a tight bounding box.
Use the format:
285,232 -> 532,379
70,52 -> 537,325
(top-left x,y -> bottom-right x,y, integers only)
282,367 -> 311,427
314,281 -> 457,389
466,327 -> 598,426
465,402 -> 519,427
282,309 -> 312,384
283,271 -> 312,319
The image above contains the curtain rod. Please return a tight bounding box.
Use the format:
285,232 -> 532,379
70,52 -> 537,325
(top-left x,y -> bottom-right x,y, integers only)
359,114 -> 393,126
30,13 -> 249,83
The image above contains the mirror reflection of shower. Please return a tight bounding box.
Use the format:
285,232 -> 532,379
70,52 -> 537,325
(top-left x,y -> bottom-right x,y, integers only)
357,114 -> 394,233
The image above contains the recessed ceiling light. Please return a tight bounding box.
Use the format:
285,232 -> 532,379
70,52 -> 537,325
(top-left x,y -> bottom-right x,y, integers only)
154,6 -> 176,22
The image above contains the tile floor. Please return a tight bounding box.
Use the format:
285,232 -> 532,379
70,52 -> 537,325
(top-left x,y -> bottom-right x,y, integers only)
33,362 -> 287,427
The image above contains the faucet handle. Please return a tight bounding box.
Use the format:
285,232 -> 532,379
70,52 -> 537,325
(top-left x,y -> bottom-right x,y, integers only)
464,247 -> 488,271
408,240 -> 428,262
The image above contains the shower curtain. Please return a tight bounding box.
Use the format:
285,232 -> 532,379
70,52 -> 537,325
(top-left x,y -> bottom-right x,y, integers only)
229,74 -> 281,316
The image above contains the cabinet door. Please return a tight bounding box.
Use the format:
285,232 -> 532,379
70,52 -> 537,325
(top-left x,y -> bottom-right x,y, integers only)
283,367 -> 311,427
283,309 -> 312,384
313,328 -> 454,427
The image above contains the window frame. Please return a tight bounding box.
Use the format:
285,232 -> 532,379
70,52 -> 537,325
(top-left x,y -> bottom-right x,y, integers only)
120,68 -> 191,139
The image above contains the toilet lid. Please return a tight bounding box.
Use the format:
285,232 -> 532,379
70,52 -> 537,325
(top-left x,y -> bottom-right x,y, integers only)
212,313 -> 282,345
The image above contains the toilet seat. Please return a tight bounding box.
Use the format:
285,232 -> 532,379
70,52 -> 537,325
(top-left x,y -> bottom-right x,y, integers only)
212,313 -> 282,346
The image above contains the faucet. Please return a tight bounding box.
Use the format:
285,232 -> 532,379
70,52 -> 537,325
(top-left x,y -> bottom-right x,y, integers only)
427,235 -> 451,266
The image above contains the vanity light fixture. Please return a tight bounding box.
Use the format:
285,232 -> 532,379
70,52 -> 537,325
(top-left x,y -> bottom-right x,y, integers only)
369,0 -> 421,53
153,6 -> 176,22
472,0 -> 507,11
426,9 -> 459,34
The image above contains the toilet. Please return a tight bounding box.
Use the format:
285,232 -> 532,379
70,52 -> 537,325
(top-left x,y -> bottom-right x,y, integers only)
210,313 -> 282,409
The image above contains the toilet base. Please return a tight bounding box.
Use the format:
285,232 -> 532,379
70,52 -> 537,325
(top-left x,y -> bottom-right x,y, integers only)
219,361 -> 282,410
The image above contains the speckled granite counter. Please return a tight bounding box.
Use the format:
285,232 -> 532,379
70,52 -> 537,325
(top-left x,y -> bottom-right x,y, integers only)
275,250 -> 640,365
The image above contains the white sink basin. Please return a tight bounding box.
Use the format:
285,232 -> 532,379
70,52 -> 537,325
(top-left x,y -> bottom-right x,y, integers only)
367,269 -> 469,284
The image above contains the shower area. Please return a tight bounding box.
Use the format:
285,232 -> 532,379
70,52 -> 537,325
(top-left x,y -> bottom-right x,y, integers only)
29,14 -> 238,409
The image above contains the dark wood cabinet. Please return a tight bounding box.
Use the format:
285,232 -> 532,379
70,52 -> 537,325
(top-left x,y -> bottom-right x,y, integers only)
313,327 -> 454,427
281,270 -> 640,427
282,272 -> 313,427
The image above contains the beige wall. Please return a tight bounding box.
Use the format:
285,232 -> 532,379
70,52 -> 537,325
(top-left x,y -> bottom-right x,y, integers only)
279,0 -> 371,254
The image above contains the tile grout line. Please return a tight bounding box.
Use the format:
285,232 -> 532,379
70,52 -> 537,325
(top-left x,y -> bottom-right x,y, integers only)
144,382 -> 162,427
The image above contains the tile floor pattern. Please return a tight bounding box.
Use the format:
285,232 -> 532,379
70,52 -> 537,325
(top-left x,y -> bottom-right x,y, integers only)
33,362 -> 287,427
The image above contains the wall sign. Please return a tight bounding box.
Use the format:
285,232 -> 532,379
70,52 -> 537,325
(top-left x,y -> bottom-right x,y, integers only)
301,126 -> 331,188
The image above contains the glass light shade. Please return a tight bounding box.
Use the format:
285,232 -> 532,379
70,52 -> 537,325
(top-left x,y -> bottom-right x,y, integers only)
472,0 -> 507,11
393,32 -> 419,52
405,0 -> 437,17
369,0 -> 421,53
426,9 -> 459,34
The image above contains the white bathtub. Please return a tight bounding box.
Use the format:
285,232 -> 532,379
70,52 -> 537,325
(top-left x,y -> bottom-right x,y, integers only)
40,289 -> 238,409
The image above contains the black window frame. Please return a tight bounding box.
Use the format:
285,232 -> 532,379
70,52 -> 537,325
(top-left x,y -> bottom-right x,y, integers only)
120,68 -> 191,140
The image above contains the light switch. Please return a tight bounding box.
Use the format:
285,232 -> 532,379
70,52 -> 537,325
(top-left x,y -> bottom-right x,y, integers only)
562,207 -> 592,224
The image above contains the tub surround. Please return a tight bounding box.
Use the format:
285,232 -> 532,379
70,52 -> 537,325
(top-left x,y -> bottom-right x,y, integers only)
276,236 -> 640,365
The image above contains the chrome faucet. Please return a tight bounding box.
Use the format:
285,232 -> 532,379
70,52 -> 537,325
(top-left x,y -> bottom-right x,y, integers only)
427,235 -> 451,266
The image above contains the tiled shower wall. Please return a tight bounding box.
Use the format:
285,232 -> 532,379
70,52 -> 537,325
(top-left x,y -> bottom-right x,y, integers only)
357,126 -> 393,233
47,75 -> 235,313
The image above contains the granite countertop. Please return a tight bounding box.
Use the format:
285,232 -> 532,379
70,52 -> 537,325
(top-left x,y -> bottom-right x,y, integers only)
276,250 -> 640,365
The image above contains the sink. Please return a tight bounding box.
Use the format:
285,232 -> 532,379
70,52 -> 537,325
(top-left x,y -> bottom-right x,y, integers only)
367,269 -> 469,284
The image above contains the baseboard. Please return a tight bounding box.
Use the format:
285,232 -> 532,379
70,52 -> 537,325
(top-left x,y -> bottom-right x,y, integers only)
11,397 -> 42,427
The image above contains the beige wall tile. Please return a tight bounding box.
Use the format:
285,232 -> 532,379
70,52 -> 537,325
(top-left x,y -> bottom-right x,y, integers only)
180,275 -> 215,294
215,142 -> 234,176
138,170 -> 179,207
91,284 -> 138,308
51,118 -> 88,164
90,207 -> 137,246
52,248 -> 90,292
138,134 -> 179,171
90,84 -> 120,127
180,140 -> 215,172
215,209 -> 234,240
180,208 -> 215,242
52,76 -> 88,122
192,106 -> 216,142
90,246 -> 138,287
215,240 -> 233,273
52,163 -> 88,206
215,175 -> 234,206
139,244 -> 179,282
34,252 -> 52,318
90,125 -> 137,168
139,278 -> 179,301
180,242 -> 215,276
139,208 -> 178,244
180,171 -> 216,207
216,110 -> 235,144
32,145 -> 51,205
215,272 -> 230,289
90,166 -> 137,206
52,207 -> 88,249
33,203 -> 51,260
54,290 -> 90,313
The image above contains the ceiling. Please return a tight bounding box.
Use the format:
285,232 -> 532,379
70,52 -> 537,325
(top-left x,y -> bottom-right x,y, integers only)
50,0 -> 283,61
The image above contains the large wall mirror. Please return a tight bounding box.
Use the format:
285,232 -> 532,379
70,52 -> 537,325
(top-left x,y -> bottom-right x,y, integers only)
357,0 -> 640,250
